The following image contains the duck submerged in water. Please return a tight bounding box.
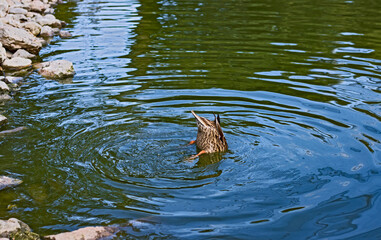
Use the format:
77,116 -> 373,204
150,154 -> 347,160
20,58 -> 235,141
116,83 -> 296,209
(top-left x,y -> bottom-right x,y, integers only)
188,110 -> 228,159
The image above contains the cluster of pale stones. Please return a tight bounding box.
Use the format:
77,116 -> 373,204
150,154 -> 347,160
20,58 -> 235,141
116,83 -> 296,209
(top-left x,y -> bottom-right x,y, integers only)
0,0 -> 76,154
0,0 -> 75,85
0,216 -> 119,239
0,1 -> 121,240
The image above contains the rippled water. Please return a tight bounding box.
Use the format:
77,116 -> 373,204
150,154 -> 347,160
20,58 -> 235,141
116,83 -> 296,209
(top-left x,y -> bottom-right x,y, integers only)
1,0 -> 381,238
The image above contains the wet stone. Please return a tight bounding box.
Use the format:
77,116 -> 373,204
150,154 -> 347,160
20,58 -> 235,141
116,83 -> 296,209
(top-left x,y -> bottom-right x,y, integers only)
0,115 -> 7,126
0,218 -> 39,239
38,60 -> 75,79
0,94 -> 12,101
0,176 -> 22,190
0,76 -> 23,85
0,81 -> 10,93
44,226 -> 118,240
59,30 -> 71,38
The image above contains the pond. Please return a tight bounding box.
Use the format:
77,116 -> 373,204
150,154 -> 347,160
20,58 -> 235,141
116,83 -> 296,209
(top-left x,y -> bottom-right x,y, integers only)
1,0 -> 381,238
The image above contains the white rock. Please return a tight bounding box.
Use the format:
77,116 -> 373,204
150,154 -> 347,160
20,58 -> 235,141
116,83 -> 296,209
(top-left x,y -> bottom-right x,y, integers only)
0,22 -> 42,54
2,57 -> 32,70
35,13 -> 61,28
0,76 -> 23,85
0,43 -> 6,63
0,94 -> 12,101
0,115 -> 7,126
0,81 -> 9,93
27,0 -> 47,13
0,176 -> 22,190
38,60 -> 75,78
12,49 -> 35,59
44,226 -> 118,240
0,0 -> 8,18
44,7 -> 54,14
0,218 -> 37,239
39,25 -> 54,37
59,30 -> 71,38
22,21 -> 41,36
1,14 -> 23,28
8,6 -> 27,14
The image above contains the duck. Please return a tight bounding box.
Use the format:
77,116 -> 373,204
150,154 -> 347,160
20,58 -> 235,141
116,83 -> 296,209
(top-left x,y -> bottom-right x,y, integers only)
188,110 -> 228,159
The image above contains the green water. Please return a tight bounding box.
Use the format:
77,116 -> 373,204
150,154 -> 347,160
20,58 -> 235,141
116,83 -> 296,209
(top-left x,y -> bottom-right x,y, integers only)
1,0 -> 381,238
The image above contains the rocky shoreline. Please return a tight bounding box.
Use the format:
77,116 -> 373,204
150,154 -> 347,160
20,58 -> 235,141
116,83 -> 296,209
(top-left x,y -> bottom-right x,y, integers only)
0,0 -> 76,128
0,0 -> 113,239
0,0 -> 75,99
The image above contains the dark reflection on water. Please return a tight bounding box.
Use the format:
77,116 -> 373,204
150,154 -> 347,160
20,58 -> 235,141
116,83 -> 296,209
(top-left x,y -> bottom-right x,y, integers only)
1,0 -> 381,238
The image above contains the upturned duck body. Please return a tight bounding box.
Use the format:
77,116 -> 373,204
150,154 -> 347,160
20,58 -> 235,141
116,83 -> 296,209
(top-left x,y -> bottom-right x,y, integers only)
188,110 -> 228,159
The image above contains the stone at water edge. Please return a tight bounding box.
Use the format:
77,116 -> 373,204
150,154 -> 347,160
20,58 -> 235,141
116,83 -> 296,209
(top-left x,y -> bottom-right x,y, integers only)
44,226 -> 118,240
0,94 -> 12,101
0,176 -> 22,190
2,57 -> 32,70
0,115 -> 7,126
35,14 -> 62,28
0,76 -> 24,85
0,81 -> 10,93
59,30 -> 72,38
38,60 -> 75,79
40,25 -> 55,38
0,218 -> 39,239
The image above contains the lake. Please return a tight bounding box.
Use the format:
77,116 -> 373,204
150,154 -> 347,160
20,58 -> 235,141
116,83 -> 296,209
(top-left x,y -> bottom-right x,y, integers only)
1,0 -> 381,238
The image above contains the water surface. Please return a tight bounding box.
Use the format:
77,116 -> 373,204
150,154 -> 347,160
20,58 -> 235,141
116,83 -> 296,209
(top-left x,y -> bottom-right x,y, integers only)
1,0 -> 381,239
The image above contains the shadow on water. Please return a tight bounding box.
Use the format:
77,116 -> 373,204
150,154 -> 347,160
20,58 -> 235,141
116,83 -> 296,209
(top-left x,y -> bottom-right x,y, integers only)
0,0 -> 381,238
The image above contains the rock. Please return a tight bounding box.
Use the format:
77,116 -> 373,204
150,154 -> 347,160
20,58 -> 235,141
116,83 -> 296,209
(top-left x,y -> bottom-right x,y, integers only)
44,226 -> 118,240
0,14 -> 23,28
2,57 -> 32,70
0,94 -> 12,101
43,7 -> 54,14
27,0 -> 47,13
40,25 -> 54,37
0,81 -> 10,93
0,76 -> 23,85
22,21 -> 41,36
59,30 -> 71,38
0,218 -> 39,239
38,60 -> 75,79
12,48 -> 36,59
0,0 -> 8,18
35,13 -> 61,28
0,176 -> 22,190
0,22 -> 42,54
0,115 -> 7,126
0,126 -> 27,135
0,43 -> 6,63
8,6 -> 27,14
